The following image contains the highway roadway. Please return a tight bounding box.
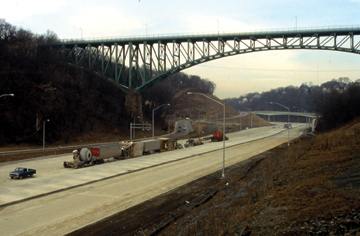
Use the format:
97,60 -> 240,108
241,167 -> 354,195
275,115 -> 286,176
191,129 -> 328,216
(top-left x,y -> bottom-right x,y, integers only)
0,123 -> 306,235
0,124 -> 289,206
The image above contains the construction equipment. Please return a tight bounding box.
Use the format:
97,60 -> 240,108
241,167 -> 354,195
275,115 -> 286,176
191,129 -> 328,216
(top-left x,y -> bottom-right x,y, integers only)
64,143 -> 125,168
184,138 -> 204,148
64,138 -> 178,168
211,130 -> 229,142
124,138 -> 178,157
63,119 -> 193,169
202,130 -> 229,142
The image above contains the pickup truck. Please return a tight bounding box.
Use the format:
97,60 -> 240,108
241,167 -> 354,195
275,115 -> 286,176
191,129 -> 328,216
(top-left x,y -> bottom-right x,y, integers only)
9,167 -> 36,179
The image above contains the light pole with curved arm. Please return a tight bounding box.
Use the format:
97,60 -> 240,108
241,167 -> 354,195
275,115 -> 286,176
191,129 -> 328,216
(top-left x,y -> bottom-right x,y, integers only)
269,101 -> 290,146
187,92 -> 226,178
43,119 -> 50,151
152,103 -> 170,137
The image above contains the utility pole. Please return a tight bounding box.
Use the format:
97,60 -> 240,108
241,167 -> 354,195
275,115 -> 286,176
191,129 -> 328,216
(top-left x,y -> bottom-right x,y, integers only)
43,119 -> 50,151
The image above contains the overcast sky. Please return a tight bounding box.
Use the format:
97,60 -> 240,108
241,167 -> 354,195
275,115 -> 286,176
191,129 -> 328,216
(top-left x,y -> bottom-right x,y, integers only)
1,0 -> 360,98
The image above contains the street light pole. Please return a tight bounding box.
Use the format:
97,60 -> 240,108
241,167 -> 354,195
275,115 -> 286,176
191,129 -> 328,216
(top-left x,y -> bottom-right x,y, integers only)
269,101 -> 290,146
239,112 -> 242,131
222,102 -> 225,178
0,93 -> 15,98
152,103 -> 170,137
187,92 -> 226,178
42,119 -> 50,151
250,112 -> 253,128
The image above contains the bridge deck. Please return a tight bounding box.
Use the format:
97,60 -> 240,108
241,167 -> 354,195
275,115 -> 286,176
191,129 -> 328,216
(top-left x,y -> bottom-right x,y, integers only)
57,27 -> 360,46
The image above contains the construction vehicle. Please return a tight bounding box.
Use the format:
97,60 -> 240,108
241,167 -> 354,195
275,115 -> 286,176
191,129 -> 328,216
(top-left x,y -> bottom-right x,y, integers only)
211,130 -> 228,142
63,143 -> 125,168
183,129 -> 230,148
64,119 -> 191,169
202,130 -> 229,142
64,138 -> 178,169
184,138 -> 204,148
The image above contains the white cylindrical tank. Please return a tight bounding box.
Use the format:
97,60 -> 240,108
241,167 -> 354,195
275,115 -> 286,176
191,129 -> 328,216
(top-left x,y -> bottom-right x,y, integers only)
79,148 -> 92,162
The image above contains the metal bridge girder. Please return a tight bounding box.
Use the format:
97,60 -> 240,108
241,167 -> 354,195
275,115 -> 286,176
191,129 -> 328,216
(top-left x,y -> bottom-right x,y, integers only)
54,28 -> 360,91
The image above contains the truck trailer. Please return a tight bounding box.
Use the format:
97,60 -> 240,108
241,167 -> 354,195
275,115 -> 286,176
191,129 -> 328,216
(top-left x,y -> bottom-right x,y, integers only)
63,138 -> 177,168
63,119 -> 193,169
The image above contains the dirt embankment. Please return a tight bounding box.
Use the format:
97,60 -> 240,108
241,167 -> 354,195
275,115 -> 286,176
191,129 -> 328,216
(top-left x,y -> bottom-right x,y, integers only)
70,119 -> 360,236
167,90 -> 271,136
166,91 -> 243,123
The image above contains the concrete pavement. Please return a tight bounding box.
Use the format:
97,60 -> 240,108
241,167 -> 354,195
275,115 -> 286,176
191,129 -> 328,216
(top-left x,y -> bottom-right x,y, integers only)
0,124 -> 295,206
0,125 -> 306,235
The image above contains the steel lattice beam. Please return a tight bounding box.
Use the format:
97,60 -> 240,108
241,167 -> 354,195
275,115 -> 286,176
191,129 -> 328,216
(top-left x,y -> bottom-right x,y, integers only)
52,27 -> 360,92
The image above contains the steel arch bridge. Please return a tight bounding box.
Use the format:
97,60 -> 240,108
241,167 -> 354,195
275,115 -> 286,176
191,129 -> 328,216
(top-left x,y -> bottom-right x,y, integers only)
52,27 -> 360,92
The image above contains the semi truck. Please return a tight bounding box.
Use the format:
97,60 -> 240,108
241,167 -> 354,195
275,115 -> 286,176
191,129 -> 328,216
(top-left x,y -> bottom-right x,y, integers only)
63,119 -> 229,169
63,138 -> 178,168
63,119 -> 192,169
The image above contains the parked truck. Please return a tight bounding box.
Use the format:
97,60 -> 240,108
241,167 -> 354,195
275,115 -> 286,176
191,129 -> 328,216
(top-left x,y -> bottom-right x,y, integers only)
210,130 -> 229,142
63,143 -> 126,168
63,119 -> 192,169
200,130 -> 229,142
64,138 -> 178,168
184,130 -> 229,148
9,167 -> 36,179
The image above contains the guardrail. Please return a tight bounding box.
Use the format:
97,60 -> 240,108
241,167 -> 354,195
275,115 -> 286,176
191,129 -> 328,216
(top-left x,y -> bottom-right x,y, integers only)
59,25 -> 360,44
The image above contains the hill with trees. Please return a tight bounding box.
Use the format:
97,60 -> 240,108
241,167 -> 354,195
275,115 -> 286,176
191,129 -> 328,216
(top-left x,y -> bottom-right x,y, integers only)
0,20 -> 216,145
2,18 -> 359,145
225,78 -> 360,131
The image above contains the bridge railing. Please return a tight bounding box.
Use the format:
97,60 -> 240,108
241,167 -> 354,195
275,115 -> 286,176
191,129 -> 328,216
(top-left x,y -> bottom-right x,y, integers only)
59,25 -> 360,44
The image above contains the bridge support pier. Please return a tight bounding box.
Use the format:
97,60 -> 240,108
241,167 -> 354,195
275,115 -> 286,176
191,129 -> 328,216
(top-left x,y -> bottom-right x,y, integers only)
125,89 -> 143,123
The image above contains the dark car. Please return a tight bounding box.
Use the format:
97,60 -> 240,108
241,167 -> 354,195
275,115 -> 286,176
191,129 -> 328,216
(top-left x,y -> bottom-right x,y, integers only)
9,167 -> 36,179
283,123 -> 293,129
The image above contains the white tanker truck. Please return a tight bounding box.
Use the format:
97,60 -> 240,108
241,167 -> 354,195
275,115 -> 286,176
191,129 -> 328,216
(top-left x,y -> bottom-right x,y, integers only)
64,142 -> 128,168
64,119 -> 193,168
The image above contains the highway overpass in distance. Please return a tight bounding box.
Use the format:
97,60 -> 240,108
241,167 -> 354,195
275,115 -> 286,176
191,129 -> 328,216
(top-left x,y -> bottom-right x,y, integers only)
254,111 -> 318,119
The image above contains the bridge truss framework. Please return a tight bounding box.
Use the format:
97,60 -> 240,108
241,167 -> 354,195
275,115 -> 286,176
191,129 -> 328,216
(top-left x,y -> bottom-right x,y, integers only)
53,27 -> 360,91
